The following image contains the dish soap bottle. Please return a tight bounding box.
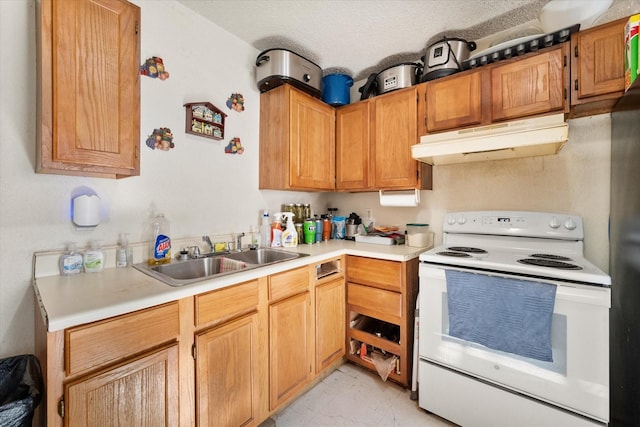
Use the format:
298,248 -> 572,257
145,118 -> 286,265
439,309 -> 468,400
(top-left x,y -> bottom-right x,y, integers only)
84,241 -> 105,273
281,212 -> 298,247
271,212 -> 283,247
59,242 -> 83,275
149,214 -> 171,265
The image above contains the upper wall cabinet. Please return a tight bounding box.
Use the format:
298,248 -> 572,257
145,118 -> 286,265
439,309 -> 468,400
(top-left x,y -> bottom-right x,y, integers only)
336,87 -> 432,191
37,0 -> 141,179
259,85 -> 335,191
491,44 -> 569,121
423,44 -> 569,133
570,17 -> 626,118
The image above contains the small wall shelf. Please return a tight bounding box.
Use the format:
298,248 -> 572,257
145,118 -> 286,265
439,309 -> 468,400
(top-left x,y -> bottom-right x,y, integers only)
184,102 -> 227,140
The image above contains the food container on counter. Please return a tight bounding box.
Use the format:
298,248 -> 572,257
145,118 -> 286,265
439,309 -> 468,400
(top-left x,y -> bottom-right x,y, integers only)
406,223 -> 433,247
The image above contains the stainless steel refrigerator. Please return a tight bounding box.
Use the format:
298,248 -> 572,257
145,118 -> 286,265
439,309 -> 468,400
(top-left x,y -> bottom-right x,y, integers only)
610,79 -> 640,426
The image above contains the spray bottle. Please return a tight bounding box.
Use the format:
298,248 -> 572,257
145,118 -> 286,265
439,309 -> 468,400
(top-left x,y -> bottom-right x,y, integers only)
271,213 -> 284,247
281,212 -> 298,247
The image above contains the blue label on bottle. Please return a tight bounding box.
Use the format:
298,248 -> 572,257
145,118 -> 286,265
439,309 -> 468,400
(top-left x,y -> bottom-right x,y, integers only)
154,234 -> 171,260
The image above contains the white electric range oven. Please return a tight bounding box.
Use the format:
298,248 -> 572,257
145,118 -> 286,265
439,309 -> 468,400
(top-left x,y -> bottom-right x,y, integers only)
418,211 -> 611,426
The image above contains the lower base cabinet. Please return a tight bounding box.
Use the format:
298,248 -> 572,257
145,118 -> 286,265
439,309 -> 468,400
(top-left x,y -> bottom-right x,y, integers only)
196,313 -> 260,427
315,277 -> 346,373
65,344 -> 179,426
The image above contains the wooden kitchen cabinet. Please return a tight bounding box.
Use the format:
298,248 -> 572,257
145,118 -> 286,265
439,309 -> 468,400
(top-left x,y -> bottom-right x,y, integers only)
259,84 -> 335,191
35,302 -> 181,427
65,344 -> 179,426
195,313 -> 260,427
314,257 -> 346,373
345,256 -> 418,386
37,0 -> 141,178
194,280 -> 263,427
268,266 -> 313,410
335,87 -> 432,191
570,17 -> 627,117
425,70 -> 486,132
336,101 -> 371,190
491,44 -> 569,121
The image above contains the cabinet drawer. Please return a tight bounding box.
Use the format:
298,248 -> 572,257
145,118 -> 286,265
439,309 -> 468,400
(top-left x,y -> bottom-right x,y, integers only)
195,280 -> 259,327
269,266 -> 309,301
66,302 -> 179,376
346,256 -> 402,291
347,283 -> 401,324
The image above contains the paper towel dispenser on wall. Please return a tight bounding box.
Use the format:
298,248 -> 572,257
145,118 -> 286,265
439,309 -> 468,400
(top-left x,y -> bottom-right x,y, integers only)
411,113 -> 568,165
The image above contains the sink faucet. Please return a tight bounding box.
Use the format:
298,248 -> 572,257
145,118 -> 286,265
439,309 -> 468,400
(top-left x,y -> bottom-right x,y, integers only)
202,235 -> 214,253
236,232 -> 245,252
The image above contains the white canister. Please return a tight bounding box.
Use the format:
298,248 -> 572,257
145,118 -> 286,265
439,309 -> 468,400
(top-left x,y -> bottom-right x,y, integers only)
406,223 -> 433,247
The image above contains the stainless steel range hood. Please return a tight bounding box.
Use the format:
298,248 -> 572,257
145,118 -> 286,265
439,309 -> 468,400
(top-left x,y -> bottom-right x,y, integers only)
411,113 -> 568,165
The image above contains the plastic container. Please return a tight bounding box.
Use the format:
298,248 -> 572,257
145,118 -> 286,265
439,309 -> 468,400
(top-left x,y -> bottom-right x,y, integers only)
303,219 -> 315,244
271,213 -> 283,247
116,233 -> 132,268
281,212 -> 298,247
84,241 -> 105,273
406,223 -> 433,247
59,242 -> 83,275
260,210 -> 271,248
149,214 -> 171,265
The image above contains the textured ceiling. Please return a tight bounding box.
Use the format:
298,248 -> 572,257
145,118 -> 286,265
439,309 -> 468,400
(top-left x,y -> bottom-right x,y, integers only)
176,0 -> 626,81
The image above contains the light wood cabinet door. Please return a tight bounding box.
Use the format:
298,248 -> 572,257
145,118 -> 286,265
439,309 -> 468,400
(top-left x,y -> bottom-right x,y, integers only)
571,17 -> 626,106
269,292 -> 312,410
426,71 -> 484,132
315,278 -> 345,373
196,313 -> 259,427
491,45 -> 567,121
336,101 -> 371,190
259,84 -> 335,191
38,0 -> 140,178
65,344 -> 179,426
371,88 -> 420,189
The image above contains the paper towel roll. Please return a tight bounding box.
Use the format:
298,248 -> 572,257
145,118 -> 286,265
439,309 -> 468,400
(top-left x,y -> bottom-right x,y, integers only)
379,190 -> 420,207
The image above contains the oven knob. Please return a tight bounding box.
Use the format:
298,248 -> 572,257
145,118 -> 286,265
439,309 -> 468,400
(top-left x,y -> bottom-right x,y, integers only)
457,215 -> 466,225
549,216 -> 561,229
564,218 -> 577,230
447,216 -> 456,225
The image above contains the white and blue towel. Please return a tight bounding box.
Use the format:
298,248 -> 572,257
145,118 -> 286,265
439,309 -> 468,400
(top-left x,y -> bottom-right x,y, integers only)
445,270 -> 557,362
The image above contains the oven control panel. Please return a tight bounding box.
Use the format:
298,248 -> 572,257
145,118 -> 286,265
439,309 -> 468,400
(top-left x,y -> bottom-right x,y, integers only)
443,211 -> 584,240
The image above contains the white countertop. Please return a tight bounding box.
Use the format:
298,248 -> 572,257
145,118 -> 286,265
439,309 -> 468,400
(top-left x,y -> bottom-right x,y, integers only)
34,240 -> 429,332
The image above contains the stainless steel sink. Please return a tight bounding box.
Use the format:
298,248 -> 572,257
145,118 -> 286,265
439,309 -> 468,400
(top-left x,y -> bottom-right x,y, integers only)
133,248 -> 307,287
224,248 -> 301,265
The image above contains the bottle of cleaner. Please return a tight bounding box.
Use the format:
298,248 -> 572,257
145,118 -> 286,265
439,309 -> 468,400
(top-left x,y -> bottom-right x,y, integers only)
116,233 -> 132,268
281,212 -> 298,247
260,210 -> 271,248
271,213 -> 283,247
84,241 -> 105,273
149,214 -> 171,265
59,242 -> 83,275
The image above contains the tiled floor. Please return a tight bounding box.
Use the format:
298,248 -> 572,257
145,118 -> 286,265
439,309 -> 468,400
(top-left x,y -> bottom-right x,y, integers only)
271,362 -> 457,427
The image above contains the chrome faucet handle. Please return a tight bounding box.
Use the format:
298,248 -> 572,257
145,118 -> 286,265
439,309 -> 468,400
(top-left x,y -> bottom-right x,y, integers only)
236,232 -> 245,252
202,235 -> 214,252
188,245 -> 201,258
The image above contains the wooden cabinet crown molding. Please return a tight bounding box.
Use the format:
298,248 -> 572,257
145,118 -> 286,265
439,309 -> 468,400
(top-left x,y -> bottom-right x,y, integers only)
37,0 -> 141,179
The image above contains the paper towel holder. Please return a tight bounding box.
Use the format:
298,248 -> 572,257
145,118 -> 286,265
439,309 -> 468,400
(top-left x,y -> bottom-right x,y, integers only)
378,189 -> 420,207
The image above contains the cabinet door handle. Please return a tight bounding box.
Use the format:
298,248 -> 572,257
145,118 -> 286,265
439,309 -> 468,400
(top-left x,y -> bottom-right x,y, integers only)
574,79 -> 579,91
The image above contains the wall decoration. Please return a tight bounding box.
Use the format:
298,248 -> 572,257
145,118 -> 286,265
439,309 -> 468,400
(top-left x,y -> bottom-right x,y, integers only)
184,102 -> 226,140
226,93 -> 245,112
145,128 -> 174,150
224,137 -> 245,154
140,56 -> 170,80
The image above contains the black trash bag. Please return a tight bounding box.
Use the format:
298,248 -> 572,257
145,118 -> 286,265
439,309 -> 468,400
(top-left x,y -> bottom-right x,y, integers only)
0,355 -> 43,427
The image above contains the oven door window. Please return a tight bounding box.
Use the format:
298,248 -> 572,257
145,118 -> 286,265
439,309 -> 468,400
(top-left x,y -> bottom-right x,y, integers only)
418,266 -> 610,422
